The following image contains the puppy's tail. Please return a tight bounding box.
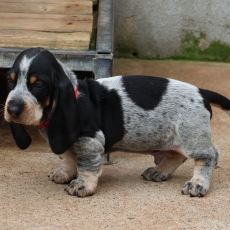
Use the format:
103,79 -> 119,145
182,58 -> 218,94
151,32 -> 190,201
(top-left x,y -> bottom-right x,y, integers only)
199,89 -> 230,117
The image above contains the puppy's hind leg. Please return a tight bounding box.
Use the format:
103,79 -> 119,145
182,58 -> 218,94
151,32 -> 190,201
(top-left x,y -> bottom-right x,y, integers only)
181,146 -> 218,197
48,147 -> 77,184
141,151 -> 187,182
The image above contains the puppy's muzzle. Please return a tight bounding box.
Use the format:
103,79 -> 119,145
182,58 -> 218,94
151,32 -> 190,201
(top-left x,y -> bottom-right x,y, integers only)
7,100 -> 24,119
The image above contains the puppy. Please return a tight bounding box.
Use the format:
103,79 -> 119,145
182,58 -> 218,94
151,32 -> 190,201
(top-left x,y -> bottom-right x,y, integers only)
4,47 -> 230,197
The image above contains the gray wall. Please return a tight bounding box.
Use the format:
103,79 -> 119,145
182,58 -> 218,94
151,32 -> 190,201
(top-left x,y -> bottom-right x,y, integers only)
114,0 -> 230,58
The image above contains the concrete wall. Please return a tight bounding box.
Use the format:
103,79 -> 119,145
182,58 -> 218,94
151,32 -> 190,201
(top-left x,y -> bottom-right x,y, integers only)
114,0 -> 230,59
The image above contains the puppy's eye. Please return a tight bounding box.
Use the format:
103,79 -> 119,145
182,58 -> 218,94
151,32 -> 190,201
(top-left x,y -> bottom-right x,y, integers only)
7,78 -> 14,84
34,81 -> 44,88
6,77 -> 16,91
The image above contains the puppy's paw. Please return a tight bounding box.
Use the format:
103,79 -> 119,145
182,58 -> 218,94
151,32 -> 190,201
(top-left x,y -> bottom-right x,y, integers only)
64,179 -> 96,197
181,181 -> 207,197
141,167 -> 168,182
48,167 -> 77,184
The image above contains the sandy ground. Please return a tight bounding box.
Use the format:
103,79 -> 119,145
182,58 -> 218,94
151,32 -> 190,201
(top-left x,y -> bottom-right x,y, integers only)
1,59 -> 230,229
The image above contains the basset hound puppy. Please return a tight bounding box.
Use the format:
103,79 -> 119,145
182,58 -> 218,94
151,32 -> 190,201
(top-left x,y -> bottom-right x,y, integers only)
4,47 -> 230,197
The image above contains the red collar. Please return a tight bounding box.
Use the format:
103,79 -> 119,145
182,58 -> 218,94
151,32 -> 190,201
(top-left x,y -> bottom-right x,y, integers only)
75,88 -> 79,98
37,88 -> 79,129
37,120 -> 49,129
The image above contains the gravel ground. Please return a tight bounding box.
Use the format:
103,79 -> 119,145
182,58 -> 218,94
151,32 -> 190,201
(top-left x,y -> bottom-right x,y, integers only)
0,59 -> 230,229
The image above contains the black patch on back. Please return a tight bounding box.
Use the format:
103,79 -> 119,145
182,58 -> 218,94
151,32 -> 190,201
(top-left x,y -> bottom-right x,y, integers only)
122,76 -> 169,110
77,80 -> 125,151
77,80 -> 102,138
100,85 -> 125,151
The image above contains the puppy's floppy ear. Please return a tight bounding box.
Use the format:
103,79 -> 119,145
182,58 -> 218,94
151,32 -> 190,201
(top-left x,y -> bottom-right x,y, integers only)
10,122 -> 32,150
47,72 -> 79,155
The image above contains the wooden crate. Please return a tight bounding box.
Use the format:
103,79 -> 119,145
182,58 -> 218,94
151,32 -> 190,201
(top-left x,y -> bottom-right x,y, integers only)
0,0 -> 93,50
0,0 -> 113,81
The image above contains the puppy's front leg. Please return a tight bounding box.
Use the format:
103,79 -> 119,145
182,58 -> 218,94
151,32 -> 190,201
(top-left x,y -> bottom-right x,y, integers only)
65,133 -> 104,197
48,147 -> 77,184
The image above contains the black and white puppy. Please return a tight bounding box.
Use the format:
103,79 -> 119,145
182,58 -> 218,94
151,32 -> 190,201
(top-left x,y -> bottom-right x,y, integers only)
4,47 -> 230,197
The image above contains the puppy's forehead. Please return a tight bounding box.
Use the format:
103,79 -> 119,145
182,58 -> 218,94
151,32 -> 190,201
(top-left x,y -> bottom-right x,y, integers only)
13,54 -> 40,89
19,55 -> 36,76
15,48 -> 44,76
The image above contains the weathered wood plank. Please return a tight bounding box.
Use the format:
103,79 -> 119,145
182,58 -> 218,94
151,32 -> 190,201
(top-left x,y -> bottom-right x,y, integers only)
0,30 -> 91,50
0,0 -> 91,2
0,0 -> 93,50
0,13 -> 93,33
0,2 -> 92,15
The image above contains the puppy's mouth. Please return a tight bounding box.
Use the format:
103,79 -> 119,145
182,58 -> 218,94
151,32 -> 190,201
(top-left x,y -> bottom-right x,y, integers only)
9,118 -> 21,124
5,110 -> 41,126
6,116 -> 40,126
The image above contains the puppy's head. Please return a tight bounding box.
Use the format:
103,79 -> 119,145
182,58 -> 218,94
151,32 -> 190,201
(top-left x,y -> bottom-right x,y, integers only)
4,47 -> 79,154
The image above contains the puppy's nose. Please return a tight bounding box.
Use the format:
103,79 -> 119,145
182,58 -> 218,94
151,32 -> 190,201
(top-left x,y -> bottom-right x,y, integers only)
7,100 -> 24,117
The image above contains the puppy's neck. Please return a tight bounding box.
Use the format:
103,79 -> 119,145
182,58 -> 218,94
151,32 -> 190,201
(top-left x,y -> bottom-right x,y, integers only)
57,60 -> 78,90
